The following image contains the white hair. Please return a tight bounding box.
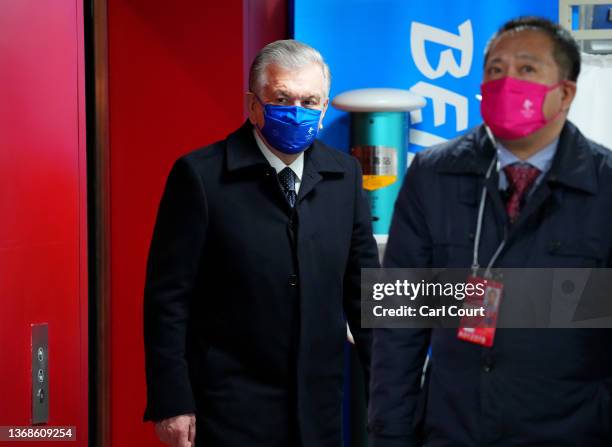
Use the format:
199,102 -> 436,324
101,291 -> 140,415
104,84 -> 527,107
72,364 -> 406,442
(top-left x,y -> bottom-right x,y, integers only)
249,39 -> 331,98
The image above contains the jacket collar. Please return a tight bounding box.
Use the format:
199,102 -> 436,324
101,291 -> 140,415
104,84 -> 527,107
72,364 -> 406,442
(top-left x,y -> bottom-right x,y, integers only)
547,121 -> 597,194
225,121 -> 269,172
435,126 -> 496,176
226,120 -> 345,175
436,122 -> 598,194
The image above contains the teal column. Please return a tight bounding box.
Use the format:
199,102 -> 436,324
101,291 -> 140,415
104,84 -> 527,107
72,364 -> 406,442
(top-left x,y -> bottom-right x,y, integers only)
333,90 -> 425,447
332,88 -> 425,237
350,111 -> 408,234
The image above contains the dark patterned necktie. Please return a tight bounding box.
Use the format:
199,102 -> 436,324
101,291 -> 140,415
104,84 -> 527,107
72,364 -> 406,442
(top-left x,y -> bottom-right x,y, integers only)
503,163 -> 541,223
278,167 -> 297,207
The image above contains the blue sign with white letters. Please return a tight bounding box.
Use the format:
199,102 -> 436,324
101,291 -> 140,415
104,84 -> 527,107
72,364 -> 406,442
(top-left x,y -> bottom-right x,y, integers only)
292,0 -> 558,154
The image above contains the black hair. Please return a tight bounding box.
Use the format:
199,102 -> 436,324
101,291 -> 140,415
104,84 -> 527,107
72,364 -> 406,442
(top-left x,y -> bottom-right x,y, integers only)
484,16 -> 581,81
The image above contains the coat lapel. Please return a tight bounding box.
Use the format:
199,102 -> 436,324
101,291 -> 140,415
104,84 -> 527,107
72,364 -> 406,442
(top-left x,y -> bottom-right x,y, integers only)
436,126 -> 508,229
225,121 -> 347,213
297,140 -> 345,204
225,120 -> 269,173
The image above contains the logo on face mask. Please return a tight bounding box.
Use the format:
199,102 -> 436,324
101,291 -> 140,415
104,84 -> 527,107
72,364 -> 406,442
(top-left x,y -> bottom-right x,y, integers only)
521,99 -> 534,118
255,95 -> 322,155
480,76 -> 562,140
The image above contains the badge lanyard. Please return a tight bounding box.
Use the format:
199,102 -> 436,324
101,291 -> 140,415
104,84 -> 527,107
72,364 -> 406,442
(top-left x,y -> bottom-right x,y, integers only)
470,126 -> 507,278
458,127 -> 506,347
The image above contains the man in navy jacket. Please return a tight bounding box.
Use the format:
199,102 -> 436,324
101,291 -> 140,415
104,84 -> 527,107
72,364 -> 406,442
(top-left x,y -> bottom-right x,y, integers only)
369,17 -> 612,447
143,40 -> 378,447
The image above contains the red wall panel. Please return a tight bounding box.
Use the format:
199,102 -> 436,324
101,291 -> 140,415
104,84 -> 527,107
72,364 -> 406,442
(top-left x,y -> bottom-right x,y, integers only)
106,2 -> 245,445
0,0 -> 88,444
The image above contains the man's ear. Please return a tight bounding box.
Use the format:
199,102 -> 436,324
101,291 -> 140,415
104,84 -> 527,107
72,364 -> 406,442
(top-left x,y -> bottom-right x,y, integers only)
246,92 -> 260,126
560,80 -> 577,112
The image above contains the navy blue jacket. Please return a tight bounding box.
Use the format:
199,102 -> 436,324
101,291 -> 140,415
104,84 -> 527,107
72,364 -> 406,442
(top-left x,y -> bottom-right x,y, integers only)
143,122 -> 378,446
369,122 -> 612,447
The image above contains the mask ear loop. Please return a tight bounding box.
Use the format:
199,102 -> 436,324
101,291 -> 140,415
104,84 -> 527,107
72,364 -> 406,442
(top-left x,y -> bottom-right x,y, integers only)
543,80 -> 569,124
251,92 -> 267,110
250,93 -> 269,135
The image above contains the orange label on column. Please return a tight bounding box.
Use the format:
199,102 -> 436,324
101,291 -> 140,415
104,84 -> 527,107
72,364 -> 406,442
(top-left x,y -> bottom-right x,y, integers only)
362,175 -> 397,190
352,145 -> 398,191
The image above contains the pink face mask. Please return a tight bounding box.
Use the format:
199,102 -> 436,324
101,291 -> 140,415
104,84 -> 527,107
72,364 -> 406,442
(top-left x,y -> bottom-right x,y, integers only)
480,76 -> 562,140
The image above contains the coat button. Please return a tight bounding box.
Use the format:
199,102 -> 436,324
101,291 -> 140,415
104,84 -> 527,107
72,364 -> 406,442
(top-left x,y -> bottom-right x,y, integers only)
482,359 -> 493,373
288,274 -> 298,287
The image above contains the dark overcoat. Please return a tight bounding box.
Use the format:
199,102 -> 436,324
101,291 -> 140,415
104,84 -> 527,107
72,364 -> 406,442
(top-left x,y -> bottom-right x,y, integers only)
144,121 -> 378,447
369,122 -> 612,447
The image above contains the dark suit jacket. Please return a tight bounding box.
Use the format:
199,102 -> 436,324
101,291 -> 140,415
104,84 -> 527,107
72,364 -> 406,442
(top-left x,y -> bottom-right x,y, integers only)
143,121 -> 378,447
369,122 -> 612,447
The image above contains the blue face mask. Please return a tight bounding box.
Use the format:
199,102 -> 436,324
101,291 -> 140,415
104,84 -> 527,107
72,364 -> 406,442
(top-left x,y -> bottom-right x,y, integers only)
256,96 -> 322,154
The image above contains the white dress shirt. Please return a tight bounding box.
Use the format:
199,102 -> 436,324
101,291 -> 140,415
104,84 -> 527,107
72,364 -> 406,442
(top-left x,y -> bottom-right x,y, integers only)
496,139 -> 558,192
253,129 -> 304,194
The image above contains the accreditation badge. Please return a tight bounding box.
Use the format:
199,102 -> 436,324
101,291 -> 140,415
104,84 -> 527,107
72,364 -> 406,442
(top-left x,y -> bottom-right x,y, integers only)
457,276 -> 504,348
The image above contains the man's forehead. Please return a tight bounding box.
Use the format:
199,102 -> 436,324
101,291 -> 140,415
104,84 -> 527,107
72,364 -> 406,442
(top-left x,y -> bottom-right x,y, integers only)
487,52 -> 546,64
263,64 -> 325,97
266,85 -> 322,98
488,29 -> 554,57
